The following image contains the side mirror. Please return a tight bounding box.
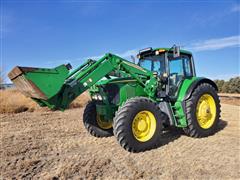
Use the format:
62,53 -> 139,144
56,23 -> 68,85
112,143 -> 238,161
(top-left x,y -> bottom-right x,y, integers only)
173,45 -> 180,58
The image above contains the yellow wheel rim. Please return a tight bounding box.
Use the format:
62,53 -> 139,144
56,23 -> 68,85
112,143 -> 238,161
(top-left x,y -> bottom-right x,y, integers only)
96,114 -> 112,129
196,94 -> 216,129
132,111 -> 157,142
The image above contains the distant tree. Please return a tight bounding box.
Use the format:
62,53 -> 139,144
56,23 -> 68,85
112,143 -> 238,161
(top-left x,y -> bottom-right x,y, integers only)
0,68 -> 3,89
214,80 -> 219,87
214,76 -> 240,93
214,79 -> 225,92
0,68 -> 3,84
216,80 -> 224,92
228,77 -> 240,93
218,80 -> 225,92
221,81 -> 230,93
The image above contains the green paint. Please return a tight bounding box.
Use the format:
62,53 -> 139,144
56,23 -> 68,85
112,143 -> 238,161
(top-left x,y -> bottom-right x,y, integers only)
173,77 -> 201,127
25,65 -> 69,99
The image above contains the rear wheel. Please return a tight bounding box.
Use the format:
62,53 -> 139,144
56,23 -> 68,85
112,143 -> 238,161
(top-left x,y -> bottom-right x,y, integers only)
183,83 -> 220,137
83,101 -> 113,137
113,97 -> 166,152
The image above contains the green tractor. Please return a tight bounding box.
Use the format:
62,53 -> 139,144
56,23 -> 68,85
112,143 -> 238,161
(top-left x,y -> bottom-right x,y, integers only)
8,46 -> 220,152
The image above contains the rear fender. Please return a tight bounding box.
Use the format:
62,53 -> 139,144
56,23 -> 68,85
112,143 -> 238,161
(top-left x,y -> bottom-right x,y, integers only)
171,77 -> 217,128
183,78 -> 218,101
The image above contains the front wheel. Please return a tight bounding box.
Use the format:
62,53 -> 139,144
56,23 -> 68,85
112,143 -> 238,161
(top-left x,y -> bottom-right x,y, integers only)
83,101 -> 113,137
183,83 -> 221,137
113,97 -> 166,152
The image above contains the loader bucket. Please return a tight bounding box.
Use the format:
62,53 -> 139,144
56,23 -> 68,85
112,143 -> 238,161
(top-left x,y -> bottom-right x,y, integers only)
8,65 -> 70,100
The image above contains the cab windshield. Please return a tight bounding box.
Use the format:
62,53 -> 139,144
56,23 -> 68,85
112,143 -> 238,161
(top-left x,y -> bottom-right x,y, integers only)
138,54 -> 165,75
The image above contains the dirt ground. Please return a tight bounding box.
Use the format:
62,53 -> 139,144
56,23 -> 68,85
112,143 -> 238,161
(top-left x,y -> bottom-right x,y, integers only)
0,104 -> 239,179
220,96 -> 240,106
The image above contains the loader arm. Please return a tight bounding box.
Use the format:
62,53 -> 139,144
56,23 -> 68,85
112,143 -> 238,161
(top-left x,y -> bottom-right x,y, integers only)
9,53 -> 158,110
58,53 -> 158,110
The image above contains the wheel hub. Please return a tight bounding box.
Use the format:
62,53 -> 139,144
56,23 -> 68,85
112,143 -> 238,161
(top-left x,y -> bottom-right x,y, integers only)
96,114 -> 112,129
132,111 -> 157,142
137,119 -> 147,132
196,94 -> 216,129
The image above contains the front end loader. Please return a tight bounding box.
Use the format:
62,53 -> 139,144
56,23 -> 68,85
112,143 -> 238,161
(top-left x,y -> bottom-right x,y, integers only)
8,46 -> 220,152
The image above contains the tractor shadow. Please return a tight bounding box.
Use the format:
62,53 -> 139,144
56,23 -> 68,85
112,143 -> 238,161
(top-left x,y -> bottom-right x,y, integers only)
216,119 -> 228,132
158,119 -> 228,148
159,127 -> 182,147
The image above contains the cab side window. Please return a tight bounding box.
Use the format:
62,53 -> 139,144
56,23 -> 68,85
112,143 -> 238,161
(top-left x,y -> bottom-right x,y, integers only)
153,61 -> 160,74
169,59 -> 184,76
183,57 -> 192,77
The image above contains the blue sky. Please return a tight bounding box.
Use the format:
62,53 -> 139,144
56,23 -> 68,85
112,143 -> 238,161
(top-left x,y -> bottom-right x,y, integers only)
1,0 -> 240,83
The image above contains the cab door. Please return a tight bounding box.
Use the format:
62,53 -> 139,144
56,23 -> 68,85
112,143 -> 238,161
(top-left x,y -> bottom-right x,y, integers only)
168,54 -> 194,97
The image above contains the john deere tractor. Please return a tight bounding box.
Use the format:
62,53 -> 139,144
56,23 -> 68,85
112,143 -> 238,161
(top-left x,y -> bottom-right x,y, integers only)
8,46 -> 220,152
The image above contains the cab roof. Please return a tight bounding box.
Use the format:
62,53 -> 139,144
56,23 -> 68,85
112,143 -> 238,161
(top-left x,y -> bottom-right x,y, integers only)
153,47 -> 192,55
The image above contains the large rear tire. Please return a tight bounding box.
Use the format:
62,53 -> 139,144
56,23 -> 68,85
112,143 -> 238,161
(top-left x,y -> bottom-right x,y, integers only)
183,83 -> 220,137
83,101 -> 113,137
113,97 -> 166,152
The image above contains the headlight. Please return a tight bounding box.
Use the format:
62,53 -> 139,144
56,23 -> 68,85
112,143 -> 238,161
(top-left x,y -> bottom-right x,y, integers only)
97,94 -> 103,101
92,94 -> 103,101
92,95 -> 97,100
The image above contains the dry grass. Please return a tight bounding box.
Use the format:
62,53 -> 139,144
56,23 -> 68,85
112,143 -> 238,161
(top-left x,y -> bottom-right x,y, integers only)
70,91 -> 91,108
0,89 -> 38,113
0,89 -> 90,114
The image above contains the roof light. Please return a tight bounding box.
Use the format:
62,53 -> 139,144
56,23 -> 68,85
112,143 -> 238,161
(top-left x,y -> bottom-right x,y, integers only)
139,47 -> 152,54
155,49 -> 166,55
158,49 -> 165,53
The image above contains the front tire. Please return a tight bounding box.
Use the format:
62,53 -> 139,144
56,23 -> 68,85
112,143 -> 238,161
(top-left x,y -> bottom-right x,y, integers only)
83,101 -> 113,137
183,83 -> 220,137
113,97 -> 166,152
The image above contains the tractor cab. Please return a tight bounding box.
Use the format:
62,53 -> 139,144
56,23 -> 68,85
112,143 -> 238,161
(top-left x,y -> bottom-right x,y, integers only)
137,46 -> 196,97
